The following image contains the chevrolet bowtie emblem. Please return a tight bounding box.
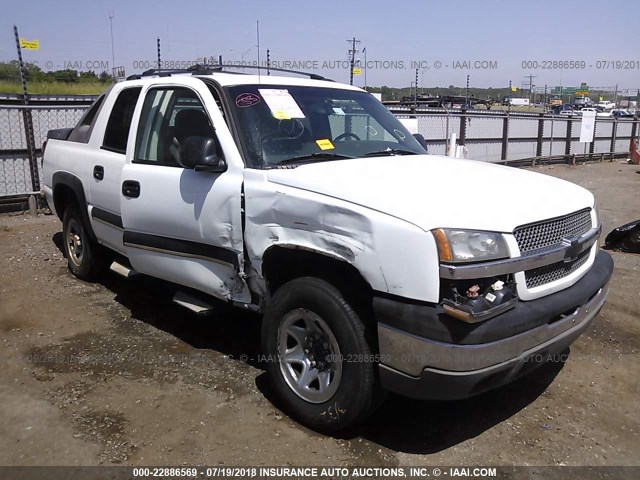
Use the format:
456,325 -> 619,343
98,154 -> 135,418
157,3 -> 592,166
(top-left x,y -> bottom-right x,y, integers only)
562,236 -> 582,262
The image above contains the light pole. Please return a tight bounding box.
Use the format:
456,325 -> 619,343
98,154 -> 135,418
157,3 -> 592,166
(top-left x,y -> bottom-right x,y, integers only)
241,45 -> 257,68
109,11 -> 115,78
362,47 -> 367,90
420,68 -> 430,94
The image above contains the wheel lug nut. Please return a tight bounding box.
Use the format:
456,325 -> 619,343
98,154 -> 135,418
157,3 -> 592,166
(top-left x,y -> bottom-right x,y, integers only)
310,361 -> 316,367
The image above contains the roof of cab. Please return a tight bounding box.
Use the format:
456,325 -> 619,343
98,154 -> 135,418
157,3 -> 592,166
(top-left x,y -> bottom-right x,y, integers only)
119,70 -> 362,91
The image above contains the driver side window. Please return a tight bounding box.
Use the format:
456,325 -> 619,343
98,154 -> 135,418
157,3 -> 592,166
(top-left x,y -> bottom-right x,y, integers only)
134,87 -> 215,166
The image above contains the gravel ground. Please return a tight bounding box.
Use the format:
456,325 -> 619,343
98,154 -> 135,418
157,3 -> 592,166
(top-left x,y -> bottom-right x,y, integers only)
0,161 -> 638,467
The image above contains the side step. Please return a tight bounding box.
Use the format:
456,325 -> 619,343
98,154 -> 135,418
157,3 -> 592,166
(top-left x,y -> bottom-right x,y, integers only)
173,291 -> 215,315
110,260 -> 138,278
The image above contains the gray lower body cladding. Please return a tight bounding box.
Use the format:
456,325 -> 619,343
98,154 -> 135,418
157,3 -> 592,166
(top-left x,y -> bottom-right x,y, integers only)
374,250 -> 613,400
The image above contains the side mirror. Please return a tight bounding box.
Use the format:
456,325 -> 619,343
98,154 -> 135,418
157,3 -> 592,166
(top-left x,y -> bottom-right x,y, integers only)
179,136 -> 227,173
413,133 -> 428,152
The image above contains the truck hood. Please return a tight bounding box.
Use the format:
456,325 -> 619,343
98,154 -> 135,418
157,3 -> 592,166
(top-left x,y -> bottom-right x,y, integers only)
265,155 -> 594,233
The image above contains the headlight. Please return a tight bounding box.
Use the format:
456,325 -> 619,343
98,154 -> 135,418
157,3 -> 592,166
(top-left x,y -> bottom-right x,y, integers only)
433,229 -> 509,263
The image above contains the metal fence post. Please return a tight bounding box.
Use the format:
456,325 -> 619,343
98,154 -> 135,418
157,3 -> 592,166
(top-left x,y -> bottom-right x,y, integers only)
565,118 -> 573,155
589,118 -> 596,158
14,25 -> 40,193
536,113 -> 544,157
501,113 -> 509,160
610,119 -> 617,154
459,109 -> 467,146
21,103 -> 40,192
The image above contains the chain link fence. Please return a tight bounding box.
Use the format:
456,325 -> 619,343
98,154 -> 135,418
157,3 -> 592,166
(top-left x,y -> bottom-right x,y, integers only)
1,98 -> 638,202
0,103 -> 88,198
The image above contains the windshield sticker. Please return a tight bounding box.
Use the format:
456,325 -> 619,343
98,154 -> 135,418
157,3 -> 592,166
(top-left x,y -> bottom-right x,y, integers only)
235,93 -> 261,108
394,129 -> 407,140
365,125 -> 378,136
332,107 -> 345,116
315,139 -> 335,150
259,89 -> 306,120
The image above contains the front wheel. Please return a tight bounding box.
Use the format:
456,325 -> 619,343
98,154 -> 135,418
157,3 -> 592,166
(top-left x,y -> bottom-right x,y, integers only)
262,277 -> 379,433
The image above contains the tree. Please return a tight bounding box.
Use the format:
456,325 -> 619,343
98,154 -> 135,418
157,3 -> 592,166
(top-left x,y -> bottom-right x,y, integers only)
98,71 -> 112,83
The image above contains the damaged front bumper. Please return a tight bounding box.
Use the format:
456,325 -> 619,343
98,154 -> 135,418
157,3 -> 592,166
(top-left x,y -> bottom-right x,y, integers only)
375,250 -> 614,400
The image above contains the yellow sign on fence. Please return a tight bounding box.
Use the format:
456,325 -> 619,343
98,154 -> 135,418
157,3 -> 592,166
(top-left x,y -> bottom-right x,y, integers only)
352,67 -> 362,75
19,38 -> 39,50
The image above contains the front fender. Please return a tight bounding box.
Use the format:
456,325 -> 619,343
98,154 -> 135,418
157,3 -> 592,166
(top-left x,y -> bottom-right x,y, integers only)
244,174 -> 440,303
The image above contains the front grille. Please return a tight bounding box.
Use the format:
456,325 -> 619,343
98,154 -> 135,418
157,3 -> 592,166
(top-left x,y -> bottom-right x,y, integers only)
514,208 -> 593,254
524,249 -> 591,288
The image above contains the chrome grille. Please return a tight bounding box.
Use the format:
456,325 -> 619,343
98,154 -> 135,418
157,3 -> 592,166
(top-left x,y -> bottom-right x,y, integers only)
525,249 -> 591,288
514,209 -> 592,254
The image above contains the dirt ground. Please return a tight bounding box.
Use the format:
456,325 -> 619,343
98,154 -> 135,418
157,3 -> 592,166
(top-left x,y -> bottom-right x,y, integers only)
0,161 -> 638,467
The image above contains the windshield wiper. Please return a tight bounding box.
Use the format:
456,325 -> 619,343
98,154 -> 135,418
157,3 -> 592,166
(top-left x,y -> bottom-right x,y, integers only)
364,148 -> 418,157
275,152 -> 355,166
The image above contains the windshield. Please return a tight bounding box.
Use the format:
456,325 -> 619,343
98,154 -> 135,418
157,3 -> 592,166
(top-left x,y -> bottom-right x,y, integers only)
225,85 -> 427,168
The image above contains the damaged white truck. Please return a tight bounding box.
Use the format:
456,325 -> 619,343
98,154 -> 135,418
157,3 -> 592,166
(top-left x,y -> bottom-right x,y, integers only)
43,66 -> 613,433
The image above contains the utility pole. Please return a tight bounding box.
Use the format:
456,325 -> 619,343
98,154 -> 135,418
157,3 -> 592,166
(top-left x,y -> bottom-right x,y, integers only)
414,68 -> 419,105
346,37 -> 360,86
508,80 -> 512,111
524,74 -> 536,105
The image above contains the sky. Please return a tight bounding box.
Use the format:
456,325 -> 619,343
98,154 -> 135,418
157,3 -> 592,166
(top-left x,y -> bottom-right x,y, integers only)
1,0 -> 639,91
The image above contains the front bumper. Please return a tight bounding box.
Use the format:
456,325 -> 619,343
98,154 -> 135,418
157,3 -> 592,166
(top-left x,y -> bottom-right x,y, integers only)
375,250 -> 613,400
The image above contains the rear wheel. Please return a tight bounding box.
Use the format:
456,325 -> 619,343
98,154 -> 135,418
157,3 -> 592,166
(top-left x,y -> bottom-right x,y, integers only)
62,205 -> 109,281
262,277 -> 379,433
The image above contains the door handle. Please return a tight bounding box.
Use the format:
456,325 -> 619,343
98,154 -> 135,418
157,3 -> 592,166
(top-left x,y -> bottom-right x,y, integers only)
122,180 -> 140,198
93,165 -> 104,180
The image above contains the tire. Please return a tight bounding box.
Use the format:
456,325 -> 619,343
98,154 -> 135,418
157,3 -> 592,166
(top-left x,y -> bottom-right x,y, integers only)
62,205 -> 109,281
262,277 -> 379,433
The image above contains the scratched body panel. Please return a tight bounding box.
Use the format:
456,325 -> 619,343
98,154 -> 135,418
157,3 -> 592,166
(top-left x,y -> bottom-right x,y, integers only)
243,169 -> 440,303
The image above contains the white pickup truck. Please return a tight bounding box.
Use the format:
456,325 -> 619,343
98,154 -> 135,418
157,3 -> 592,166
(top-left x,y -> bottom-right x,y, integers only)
596,100 -> 616,111
43,66 -> 613,433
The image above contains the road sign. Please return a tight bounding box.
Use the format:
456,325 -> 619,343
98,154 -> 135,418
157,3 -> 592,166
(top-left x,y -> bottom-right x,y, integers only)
19,38 -> 39,50
563,87 -> 576,94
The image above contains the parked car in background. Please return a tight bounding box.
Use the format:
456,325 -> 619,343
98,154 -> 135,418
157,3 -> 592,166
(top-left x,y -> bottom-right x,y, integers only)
582,107 -> 611,117
596,100 -> 615,111
611,109 -> 634,118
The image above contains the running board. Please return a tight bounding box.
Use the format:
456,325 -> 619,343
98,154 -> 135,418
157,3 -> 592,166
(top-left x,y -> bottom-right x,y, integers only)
109,260 -> 138,278
173,291 -> 215,314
